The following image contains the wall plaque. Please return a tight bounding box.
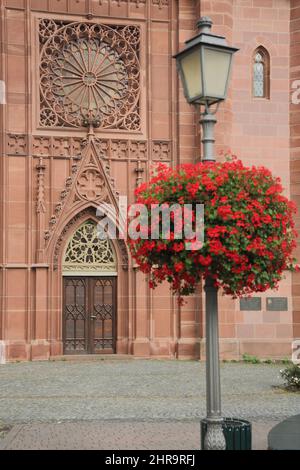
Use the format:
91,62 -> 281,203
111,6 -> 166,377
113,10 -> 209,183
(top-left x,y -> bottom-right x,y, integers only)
240,297 -> 261,311
267,297 -> 288,311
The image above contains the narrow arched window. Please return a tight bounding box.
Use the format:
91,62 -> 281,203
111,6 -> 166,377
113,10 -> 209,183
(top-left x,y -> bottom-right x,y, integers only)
253,47 -> 270,98
0,80 -> 6,104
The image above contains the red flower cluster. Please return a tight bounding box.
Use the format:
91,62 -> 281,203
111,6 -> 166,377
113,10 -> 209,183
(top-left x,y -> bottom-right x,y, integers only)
128,158 -> 299,302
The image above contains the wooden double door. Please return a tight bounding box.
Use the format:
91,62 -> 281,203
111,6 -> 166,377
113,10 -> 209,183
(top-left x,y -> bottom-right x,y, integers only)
63,277 -> 116,354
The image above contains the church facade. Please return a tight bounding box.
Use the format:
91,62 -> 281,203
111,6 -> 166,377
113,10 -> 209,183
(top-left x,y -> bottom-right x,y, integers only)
0,0 -> 299,362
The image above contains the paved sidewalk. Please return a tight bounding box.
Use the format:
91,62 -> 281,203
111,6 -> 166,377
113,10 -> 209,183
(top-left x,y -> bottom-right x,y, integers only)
0,420 -> 278,450
0,360 -> 298,450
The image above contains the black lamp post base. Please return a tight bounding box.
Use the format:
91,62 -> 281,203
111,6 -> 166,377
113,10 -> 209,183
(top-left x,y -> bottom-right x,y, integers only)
201,418 -> 252,450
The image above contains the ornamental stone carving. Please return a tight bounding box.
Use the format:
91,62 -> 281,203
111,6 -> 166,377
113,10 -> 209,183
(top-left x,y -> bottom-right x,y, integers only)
76,168 -> 106,201
7,134 -> 27,155
44,139 -> 122,242
36,157 -> 46,214
39,20 -> 141,130
33,136 -> 51,156
63,220 -> 116,272
152,141 -> 171,161
152,0 -> 169,8
52,208 -> 129,271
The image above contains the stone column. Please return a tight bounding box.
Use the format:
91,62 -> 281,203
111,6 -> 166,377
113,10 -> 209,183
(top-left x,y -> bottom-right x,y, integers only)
132,268 -> 151,356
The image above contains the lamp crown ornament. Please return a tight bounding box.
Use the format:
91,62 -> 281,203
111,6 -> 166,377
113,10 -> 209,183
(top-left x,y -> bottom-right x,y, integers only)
196,16 -> 212,34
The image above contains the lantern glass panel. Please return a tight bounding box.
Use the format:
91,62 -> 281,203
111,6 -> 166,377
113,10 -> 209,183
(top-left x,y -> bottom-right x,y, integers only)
180,48 -> 202,101
203,47 -> 232,98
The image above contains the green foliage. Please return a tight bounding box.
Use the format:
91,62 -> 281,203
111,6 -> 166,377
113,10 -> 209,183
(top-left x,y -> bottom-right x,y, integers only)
242,353 -> 261,364
280,357 -> 292,365
280,364 -> 300,390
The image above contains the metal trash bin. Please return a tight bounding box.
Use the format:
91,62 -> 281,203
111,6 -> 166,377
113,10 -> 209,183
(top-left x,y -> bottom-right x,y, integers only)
201,418 -> 252,450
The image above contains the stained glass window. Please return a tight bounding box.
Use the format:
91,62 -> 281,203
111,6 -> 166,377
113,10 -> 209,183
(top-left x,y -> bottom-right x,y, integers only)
253,47 -> 270,99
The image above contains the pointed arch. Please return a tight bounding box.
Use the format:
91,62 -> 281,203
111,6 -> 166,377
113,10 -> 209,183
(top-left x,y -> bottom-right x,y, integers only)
50,206 -> 129,272
252,46 -> 270,99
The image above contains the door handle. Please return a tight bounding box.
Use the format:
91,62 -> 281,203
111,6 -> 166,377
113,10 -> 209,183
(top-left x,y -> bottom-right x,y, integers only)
91,315 -> 96,320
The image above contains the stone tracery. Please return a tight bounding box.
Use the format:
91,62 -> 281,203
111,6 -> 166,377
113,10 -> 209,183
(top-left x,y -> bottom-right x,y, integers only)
63,220 -> 116,272
76,168 -> 105,201
39,20 -> 141,130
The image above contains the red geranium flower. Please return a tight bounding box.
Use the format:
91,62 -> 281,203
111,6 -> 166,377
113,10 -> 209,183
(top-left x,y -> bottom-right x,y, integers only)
174,262 -> 184,272
128,155 -> 299,302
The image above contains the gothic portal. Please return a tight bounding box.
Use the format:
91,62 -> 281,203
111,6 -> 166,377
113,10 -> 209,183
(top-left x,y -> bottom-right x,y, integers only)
62,221 -> 117,354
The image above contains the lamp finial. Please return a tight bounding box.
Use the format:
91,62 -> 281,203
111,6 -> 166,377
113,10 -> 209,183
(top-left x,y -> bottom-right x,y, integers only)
197,17 -> 213,34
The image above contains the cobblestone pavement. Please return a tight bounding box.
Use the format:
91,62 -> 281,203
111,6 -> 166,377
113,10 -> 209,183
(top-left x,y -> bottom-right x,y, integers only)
0,420 -> 278,450
0,360 -> 299,449
0,360 -> 299,423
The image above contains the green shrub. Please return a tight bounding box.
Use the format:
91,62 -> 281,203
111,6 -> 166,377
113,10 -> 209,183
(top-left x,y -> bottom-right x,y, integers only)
242,353 -> 261,364
280,357 -> 292,365
280,364 -> 300,390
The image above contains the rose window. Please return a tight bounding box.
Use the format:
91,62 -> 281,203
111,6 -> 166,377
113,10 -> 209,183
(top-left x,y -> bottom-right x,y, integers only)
39,21 -> 141,130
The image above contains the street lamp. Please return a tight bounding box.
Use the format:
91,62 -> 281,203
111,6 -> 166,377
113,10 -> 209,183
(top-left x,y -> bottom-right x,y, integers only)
174,17 -> 239,450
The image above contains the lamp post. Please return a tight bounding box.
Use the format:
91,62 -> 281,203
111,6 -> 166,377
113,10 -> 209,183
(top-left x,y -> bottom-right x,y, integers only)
174,17 -> 239,450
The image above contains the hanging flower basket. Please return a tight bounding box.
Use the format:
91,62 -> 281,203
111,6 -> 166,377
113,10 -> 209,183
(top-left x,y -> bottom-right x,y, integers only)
128,157 -> 299,303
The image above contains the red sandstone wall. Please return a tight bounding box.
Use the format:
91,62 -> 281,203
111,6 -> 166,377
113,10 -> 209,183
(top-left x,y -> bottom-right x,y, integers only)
290,0 -> 300,340
231,0 -> 292,358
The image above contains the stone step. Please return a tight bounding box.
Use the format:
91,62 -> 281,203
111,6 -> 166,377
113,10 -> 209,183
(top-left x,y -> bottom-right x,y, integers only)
50,354 -> 134,362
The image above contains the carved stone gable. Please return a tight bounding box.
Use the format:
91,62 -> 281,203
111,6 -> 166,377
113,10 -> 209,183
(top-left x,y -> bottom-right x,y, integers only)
44,139 -> 119,243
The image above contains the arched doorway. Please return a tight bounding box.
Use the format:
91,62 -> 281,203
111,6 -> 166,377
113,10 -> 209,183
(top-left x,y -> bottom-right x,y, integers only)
62,220 -> 117,355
